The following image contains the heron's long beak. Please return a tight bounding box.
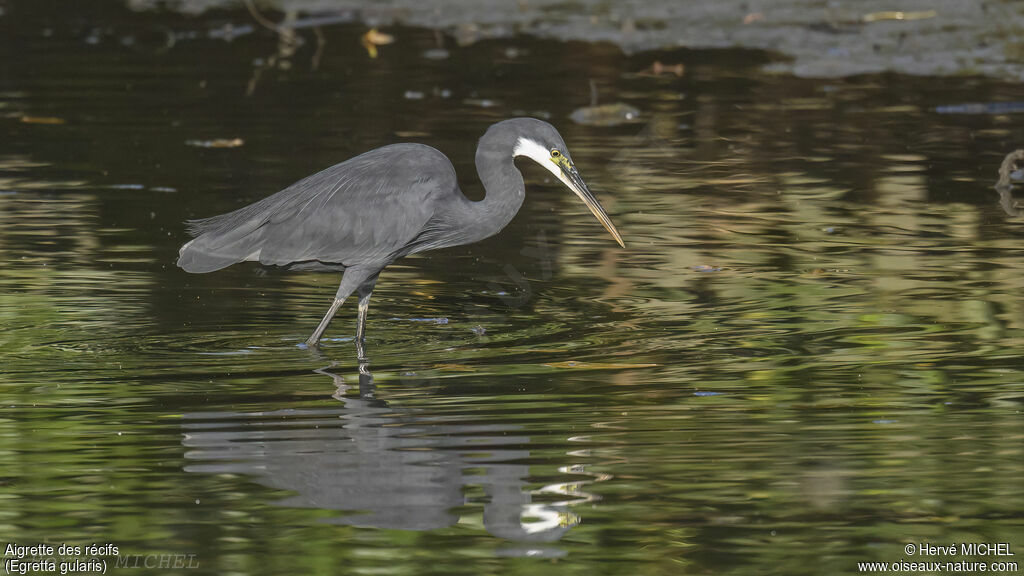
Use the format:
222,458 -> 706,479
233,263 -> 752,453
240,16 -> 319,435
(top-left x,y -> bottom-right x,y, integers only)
555,163 -> 625,248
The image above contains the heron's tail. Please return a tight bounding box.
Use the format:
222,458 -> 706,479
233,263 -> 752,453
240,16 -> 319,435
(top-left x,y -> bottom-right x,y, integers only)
176,214 -> 267,273
176,182 -> 311,273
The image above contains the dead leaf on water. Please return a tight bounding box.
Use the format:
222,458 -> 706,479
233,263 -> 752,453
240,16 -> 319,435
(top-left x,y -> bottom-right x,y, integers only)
20,115 -> 65,125
185,138 -> 244,148
623,63 -> 685,80
636,61 -> 686,77
361,28 -> 394,59
651,61 -> 685,76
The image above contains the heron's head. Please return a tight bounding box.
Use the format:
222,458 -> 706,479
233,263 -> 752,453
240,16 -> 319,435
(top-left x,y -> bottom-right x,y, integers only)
506,118 -> 625,248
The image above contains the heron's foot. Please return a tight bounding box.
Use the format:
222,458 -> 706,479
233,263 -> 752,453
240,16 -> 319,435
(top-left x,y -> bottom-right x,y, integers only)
304,337 -> 322,348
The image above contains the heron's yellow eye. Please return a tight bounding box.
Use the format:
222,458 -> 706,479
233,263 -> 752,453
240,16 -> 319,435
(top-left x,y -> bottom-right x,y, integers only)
551,149 -> 561,158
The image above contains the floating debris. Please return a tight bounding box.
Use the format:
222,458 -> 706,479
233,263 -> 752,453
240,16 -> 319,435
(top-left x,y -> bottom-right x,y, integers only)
862,10 -> 936,23
185,138 -> 244,148
394,130 -> 431,138
510,109 -> 551,120
743,12 -> 764,25
637,60 -> 686,77
463,98 -> 499,108
19,115 -> 65,125
935,102 -> 1024,115
471,325 -> 486,336
421,48 -> 450,60
453,22 -> 483,47
361,28 -> 393,59
207,23 -> 255,41
569,103 -> 641,126
403,90 -> 425,100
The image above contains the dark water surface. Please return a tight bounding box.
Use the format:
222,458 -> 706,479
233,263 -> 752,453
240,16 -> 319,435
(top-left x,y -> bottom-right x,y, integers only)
2,2 -> 1023,574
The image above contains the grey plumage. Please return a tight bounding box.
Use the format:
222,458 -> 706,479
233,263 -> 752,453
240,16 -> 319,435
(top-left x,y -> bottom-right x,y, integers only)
179,143 -> 450,272
177,118 -> 623,349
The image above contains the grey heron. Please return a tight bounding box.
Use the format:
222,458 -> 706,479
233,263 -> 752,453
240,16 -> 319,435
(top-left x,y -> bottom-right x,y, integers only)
177,118 -> 624,349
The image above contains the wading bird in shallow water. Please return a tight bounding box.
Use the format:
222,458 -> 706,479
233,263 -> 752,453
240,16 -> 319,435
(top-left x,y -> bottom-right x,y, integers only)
177,118 -> 624,350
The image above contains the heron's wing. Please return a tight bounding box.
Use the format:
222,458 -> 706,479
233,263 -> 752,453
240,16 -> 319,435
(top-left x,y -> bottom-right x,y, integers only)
178,144 -> 455,273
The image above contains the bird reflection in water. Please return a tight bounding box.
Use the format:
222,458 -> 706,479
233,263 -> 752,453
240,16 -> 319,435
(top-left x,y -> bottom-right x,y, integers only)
181,359 -> 601,549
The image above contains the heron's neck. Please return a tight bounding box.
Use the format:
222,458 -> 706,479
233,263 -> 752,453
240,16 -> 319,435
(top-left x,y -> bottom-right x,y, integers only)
455,136 -> 526,244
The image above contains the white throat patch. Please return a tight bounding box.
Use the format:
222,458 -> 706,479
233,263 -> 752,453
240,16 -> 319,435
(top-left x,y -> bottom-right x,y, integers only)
513,137 -> 562,180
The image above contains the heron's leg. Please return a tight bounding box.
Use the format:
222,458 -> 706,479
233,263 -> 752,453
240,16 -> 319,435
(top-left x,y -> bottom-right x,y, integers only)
354,274 -> 379,360
305,267 -> 379,347
354,293 -> 371,360
306,297 -> 346,347
356,292 -> 372,342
